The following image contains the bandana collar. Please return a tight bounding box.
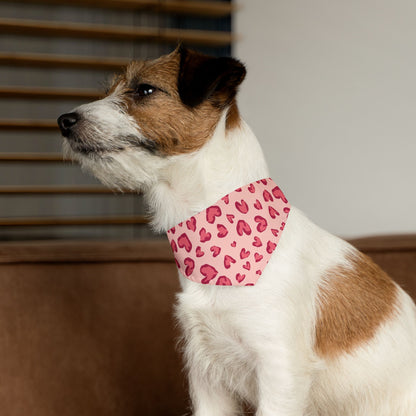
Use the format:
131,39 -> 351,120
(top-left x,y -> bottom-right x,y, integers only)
167,178 -> 290,286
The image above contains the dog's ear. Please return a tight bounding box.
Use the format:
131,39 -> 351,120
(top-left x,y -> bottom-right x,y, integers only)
177,46 -> 246,108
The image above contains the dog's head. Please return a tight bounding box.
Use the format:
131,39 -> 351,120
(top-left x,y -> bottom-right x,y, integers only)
57,46 -> 246,191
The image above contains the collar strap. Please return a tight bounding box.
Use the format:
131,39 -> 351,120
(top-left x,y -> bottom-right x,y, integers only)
167,178 -> 290,286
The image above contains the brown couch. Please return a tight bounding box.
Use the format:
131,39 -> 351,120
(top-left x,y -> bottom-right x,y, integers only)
0,235 -> 414,416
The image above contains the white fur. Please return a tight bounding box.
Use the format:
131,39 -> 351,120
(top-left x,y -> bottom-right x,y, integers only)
64,96 -> 416,415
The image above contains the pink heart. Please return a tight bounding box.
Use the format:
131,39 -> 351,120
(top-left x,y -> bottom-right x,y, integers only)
178,233 -> 192,253
272,186 -> 288,203
256,270 -> 262,275
216,276 -> 232,286
226,214 -> 235,223
236,273 -> 246,283
235,200 -> 249,214
224,255 -> 236,269
170,240 -> 178,253
186,216 -> 196,232
254,215 -> 267,232
252,236 -> 262,247
243,261 -> 251,271
236,220 -> 252,236
217,224 -> 228,238
248,183 -> 256,193
284,207 -> 290,214
231,241 -> 237,247
267,241 -> 277,254
206,205 -> 222,224
170,227 -> 176,234
271,229 -> 279,237
184,257 -> 195,277
269,206 -> 280,219
263,190 -> 273,202
254,253 -> 263,262
199,228 -> 212,243
254,199 -> 263,210
221,195 -> 229,204
240,248 -> 250,259
200,264 -> 218,284
260,179 -> 268,185
210,246 -> 221,257
196,246 -> 204,257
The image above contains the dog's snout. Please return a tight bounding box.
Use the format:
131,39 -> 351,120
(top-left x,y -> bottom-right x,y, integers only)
57,112 -> 80,137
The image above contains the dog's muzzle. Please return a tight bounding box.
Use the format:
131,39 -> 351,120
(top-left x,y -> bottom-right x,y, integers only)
57,112 -> 80,137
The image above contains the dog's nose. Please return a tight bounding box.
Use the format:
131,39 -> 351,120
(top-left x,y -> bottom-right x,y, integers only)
57,112 -> 79,137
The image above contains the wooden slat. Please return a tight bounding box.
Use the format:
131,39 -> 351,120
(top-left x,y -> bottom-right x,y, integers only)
0,119 -> 58,131
8,0 -> 234,17
0,52 -> 129,70
152,0 -> 234,17
0,186 -> 137,195
0,18 -> 234,47
0,153 -> 66,162
0,86 -> 101,101
0,215 -> 148,226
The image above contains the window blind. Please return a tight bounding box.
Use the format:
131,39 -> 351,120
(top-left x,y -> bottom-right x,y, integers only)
0,0 -> 234,240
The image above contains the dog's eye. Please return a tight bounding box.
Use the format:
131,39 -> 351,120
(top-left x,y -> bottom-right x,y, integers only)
134,84 -> 156,98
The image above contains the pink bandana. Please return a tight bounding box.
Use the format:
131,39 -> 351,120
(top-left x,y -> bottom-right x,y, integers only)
167,178 -> 290,286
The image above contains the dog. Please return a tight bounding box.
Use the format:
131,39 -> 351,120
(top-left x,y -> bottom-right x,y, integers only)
58,46 -> 416,415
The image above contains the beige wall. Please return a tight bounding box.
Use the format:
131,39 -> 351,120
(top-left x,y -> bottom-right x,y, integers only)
235,0 -> 416,238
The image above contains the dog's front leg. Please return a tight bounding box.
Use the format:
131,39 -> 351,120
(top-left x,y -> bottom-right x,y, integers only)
254,344 -> 312,416
189,368 -> 240,416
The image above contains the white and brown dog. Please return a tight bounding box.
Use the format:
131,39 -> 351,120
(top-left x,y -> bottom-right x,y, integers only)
58,47 -> 416,415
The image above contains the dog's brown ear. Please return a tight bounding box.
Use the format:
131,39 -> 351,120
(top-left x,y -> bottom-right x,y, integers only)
177,46 -> 246,108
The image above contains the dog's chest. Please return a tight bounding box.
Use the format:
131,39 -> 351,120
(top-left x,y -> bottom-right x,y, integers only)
176,294 -> 257,394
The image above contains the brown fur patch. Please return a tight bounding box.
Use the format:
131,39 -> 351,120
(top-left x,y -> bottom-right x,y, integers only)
315,251 -> 398,358
226,98 -> 241,130
107,50 -> 241,156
